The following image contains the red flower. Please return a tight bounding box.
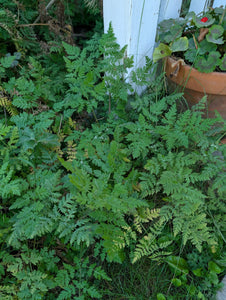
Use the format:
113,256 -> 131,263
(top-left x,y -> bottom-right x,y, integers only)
200,17 -> 208,23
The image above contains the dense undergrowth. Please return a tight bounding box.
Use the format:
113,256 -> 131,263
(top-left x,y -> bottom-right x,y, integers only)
0,1 -> 226,299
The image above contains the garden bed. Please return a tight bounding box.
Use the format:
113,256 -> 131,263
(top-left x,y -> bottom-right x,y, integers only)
0,1 -> 225,299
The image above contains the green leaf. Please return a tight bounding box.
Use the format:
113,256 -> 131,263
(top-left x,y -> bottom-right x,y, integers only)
198,39 -> 217,55
0,56 -> 16,68
208,261 -> 222,274
220,54 -> 226,71
193,14 -> 215,28
208,271 -> 219,285
153,43 -> 172,62
62,41 -> 80,57
165,256 -> 189,276
192,268 -> 203,277
206,25 -> 224,45
159,22 -> 184,43
172,278 -> 182,287
197,291 -> 205,299
157,293 -> 166,300
170,37 -> 188,52
184,48 -> 198,63
188,284 -> 197,296
194,51 -> 221,73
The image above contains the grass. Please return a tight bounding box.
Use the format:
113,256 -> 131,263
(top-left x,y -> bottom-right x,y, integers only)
102,258 -> 177,299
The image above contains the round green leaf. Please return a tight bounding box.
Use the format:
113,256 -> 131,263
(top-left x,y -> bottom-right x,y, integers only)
157,293 -> 166,300
170,37 -> 189,52
206,25 -> 224,45
172,278 -> 182,287
194,51 -> 221,73
208,261 -> 222,274
153,43 -> 172,62
193,14 -> 215,28
192,268 -> 203,277
220,54 -> 226,71
158,20 -> 184,43
184,49 -> 197,63
199,39 -> 217,55
197,291 -> 205,299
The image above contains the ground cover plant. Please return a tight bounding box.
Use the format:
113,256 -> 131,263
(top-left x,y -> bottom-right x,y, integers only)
0,1 -> 226,299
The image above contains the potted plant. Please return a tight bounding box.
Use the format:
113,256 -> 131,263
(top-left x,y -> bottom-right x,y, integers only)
153,5 -> 226,119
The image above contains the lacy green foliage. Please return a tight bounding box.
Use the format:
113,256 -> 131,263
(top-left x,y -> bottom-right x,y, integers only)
63,23 -> 133,117
0,21 -> 225,299
60,76 -> 225,266
0,123 -> 110,298
0,245 -> 110,299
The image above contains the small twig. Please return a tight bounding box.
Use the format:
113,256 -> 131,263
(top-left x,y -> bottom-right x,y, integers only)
108,93 -> 111,114
17,23 -> 49,27
219,6 -> 226,25
58,114 -> 63,135
192,34 -> 198,49
34,0 -> 56,24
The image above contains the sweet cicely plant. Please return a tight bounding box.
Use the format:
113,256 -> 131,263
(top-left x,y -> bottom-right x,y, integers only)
153,5 -> 226,73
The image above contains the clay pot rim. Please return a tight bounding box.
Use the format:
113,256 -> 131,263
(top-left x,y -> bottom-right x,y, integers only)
165,56 -> 226,95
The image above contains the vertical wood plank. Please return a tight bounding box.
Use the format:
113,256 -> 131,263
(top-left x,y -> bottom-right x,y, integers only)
129,0 -> 161,67
189,0 -> 211,13
158,0 -> 183,22
212,0 -> 226,7
103,0 -> 131,48
103,0 -> 161,69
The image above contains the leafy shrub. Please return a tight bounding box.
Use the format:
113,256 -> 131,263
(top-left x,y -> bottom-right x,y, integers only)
0,16 -> 225,300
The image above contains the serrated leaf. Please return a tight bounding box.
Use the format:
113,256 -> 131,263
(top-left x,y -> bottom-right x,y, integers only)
194,51 -> 221,73
62,41 -> 80,57
198,39 -> 217,55
159,22 -> 184,43
206,25 -> 224,45
153,43 -> 172,62
220,54 -> 226,71
170,37 -> 188,52
184,48 -> 197,63
0,56 -> 16,68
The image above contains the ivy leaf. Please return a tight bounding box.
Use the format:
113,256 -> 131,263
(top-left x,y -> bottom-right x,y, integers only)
170,37 -> 189,52
193,14 -> 215,28
194,51 -> 221,73
220,54 -> 226,71
206,25 -> 224,45
153,43 -> 172,62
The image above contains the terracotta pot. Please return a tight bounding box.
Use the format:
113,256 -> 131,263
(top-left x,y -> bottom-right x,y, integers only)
164,57 -> 226,119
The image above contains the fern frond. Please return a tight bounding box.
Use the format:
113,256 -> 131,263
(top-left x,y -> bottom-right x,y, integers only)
134,208 -> 160,233
0,95 -> 18,116
66,140 -> 77,161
